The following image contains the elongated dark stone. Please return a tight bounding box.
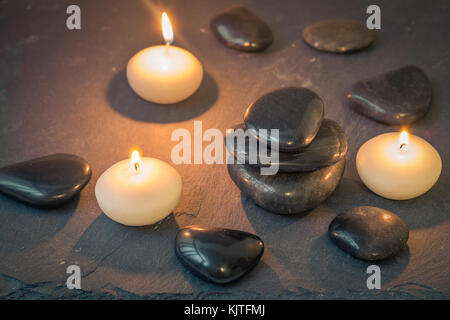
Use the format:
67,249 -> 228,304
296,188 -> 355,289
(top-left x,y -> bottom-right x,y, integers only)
0,154 -> 91,208
175,226 -> 264,284
328,206 -> 409,260
210,6 -> 274,52
347,66 -> 432,124
302,19 -> 375,53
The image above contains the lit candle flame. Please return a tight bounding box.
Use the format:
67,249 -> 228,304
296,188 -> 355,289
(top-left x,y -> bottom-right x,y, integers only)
399,131 -> 409,151
162,12 -> 173,45
130,150 -> 143,174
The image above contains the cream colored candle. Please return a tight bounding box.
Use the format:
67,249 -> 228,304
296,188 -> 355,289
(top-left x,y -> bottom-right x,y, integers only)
95,150 -> 182,226
127,12 -> 203,104
356,131 -> 441,200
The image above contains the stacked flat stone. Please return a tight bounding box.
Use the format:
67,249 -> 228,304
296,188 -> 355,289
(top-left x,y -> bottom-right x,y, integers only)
226,87 -> 348,214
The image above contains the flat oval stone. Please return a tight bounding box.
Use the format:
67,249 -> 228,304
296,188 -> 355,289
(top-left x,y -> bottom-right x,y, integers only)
329,206 -> 409,260
175,226 -> 264,284
347,66 -> 432,124
244,87 -> 324,152
228,158 -> 345,214
0,154 -> 91,208
225,119 -> 347,172
210,6 -> 273,52
302,19 -> 374,53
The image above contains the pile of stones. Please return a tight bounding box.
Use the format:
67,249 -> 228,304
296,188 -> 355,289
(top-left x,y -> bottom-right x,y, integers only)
226,87 -> 348,214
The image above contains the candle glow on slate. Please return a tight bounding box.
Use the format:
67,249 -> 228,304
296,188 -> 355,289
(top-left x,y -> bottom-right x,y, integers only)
95,149 -> 182,226
356,131 -> 442,200
126,12 -> 203,104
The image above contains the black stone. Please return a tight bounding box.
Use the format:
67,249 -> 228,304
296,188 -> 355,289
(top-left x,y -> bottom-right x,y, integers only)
175,226 -> 264,284
226,119 -> 347,172
302,19 -> 374,53
228,158 -> 345,214
347,66 -> 432,125
0,154 -> 91,209
329,206 -> 409,260
244,87 -> 324,152
210,6 -> 273,52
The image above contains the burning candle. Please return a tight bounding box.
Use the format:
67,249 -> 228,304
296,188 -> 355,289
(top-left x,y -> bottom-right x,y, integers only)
95,150 -> 182,226
127,12 -> 203,104
356,131 -> 442,200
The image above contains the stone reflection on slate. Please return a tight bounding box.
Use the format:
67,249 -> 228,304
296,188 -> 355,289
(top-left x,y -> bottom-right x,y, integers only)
244,87 -> 324,152
328,206 -> 409,260
175,226 -> 264,284
210,6 -> 274,52
228,158 -> 345,214
302,19 -> 375,53
347,66 -> 432,125
0,154 -> 91,208
225,119 -> 347,172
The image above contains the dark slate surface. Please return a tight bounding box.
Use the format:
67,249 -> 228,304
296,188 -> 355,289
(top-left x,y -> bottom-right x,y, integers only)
0,0 -> 449,299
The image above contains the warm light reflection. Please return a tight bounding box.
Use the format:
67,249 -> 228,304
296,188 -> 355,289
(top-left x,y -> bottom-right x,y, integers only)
399,131 -> 409,152
162,12 -> 174,44
130,150 -> 143,174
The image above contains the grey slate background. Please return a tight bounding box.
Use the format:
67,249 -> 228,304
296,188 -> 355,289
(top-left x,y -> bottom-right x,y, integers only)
0,0 -> 449,299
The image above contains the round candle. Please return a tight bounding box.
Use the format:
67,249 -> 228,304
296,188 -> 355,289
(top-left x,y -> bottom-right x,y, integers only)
127,12 -> 203,104
95,150 -> 182,226
356,131 -> 441,200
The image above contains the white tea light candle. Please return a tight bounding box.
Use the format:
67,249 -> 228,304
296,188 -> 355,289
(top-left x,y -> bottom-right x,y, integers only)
356,131 -> 442,200
95,150 -> 182,226
127,12 -> 203,104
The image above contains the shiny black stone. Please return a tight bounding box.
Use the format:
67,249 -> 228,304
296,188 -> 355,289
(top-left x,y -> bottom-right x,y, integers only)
228,158 -> 345,214
329,206 -> 409,260
302,19 -> 374,53
225,119 -> 347,172
175,226 -> 264,284
347,66 -> 432,125
0,154 -> 91,208
210,6 -> 273,52
244,87 -> 324,152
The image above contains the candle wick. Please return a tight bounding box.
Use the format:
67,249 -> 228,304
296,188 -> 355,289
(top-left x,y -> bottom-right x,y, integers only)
134,162 -> 140,172
165,42 -> 170,55
400,143 -> 407,150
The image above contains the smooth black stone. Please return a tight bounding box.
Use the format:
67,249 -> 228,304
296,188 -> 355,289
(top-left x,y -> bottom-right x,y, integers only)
302,19 -> 374,53
347,66 -> 432,125
329,206 -> 409,261
228,158 -> 345,214
225,119 -> 347,172
0,154 -> 91,208
210,6 -> 273,52
175,226 -> 264,284
244,87 -> 324,152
